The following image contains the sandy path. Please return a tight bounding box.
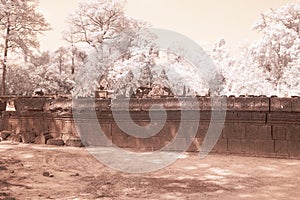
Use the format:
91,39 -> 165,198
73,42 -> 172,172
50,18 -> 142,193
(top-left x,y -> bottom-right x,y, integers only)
0,142 -> 300,200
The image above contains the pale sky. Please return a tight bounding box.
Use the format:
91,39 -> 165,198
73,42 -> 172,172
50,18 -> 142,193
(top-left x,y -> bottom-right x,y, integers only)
38,0 -> 297,52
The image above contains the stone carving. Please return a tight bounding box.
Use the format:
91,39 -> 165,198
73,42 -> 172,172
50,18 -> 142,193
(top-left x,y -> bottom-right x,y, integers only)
139,64 -> 153,88
97,65 -> 175,98
147,84 -> 163,98
148,69 -> 173,97
116,70 -> 140,98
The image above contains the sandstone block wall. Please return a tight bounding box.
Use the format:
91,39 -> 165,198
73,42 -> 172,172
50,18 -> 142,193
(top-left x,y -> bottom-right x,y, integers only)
0,96 -> 299,159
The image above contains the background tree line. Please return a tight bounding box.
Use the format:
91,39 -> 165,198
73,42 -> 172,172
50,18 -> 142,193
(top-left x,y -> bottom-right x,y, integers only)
0,0 -> 299,97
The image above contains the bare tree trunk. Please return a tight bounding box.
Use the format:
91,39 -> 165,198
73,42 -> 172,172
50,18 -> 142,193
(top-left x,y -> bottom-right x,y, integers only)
71,56 -> 75,75
276,82 -> 280,97
71,44 -> 75,75
59,63 -> 62,75
2,24 -> 10,96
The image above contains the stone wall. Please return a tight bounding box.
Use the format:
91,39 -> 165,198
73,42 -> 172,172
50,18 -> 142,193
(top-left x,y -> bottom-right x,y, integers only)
0,96 -> 300,159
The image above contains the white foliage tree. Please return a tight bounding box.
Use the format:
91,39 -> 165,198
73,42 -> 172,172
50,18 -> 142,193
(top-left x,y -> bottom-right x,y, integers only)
250,2 -> 300,96
64,0 -> 142,51
212,40 -> 276,96
110,49 -> 209,97
0,0 -> 50,95
65,0 -> 158,97
6,48 -> 78,95
211,39 -> 232,95
281,59 -> 300,96
234,45 -> 276,96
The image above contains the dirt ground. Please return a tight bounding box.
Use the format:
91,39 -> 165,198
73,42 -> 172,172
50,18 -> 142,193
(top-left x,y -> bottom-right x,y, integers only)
0,142 -> 300,200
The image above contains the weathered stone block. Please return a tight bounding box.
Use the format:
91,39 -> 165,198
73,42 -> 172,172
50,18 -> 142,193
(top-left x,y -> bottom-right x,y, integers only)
226,97 -> 235,110
245,125 -> 258,139
233,98 -> 244,110
222,124 -> 234,139
8,134 -> 22,143
14,97 -> 47,112
2,111 -> 15,118
128,98 -> 142,111
187,138 -> 203,152
176,122 -> 199,140
268,113 -> 300,124
44,98 -> 72,112
7,118 -> 20,133
125,136 -> 139,148
243,98 -> 255,111
97,111 -> 112,123
42,112 -> 54,119
164,138 -> 188,152
20,118 -> 34,132
34,132 -> 53,144
75,122 -> 112,147
199,111 -> 212,122
152,137 -> 166,150
256,140 -> 274,155
257,125 -> 272,140
138,98 -> 182,111
288,141 -> 300,157
260,97 -> 270,111
139,99 -> 153,111
272,126 -> 286,140
95,99 -> 111,112
111,123 -> 128,148
83,136 -> 113,147
275,140 -> 288,155
0,119 -> 4,131
47,139 -> 64,146
48,132 -> 61,139
21,131 -> 36,144
242,139 -> 274,155
212,139 -> 228,153
0,100 -> 6,111
49,119 -> 63,135
210,97 -> 223,111
61,120 -> 74,134
224,111 -> 237,123
250,112 -> 267,124
242,139 -> 256,154
98,123 -> 111,139
41,119 -> 51,132
254,97 -> 270,112
112,134 -> 128,148
196,122 -> 209,138
0,130 -> 11,141
201,97 -> 212,111
286,125 -> 300,141
227,112 -> 263,124
271,98 -> 292,112
65,137 -> 83,147
223,124 -> 245,139
31,117 -> 47,133
135,137 -> 160,150
291,98 -> 300,112
155,122 -> 178,140
228,139 -> 242,153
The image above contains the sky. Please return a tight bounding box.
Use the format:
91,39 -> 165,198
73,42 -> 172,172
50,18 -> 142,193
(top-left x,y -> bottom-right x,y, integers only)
38,0 -> 298,52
